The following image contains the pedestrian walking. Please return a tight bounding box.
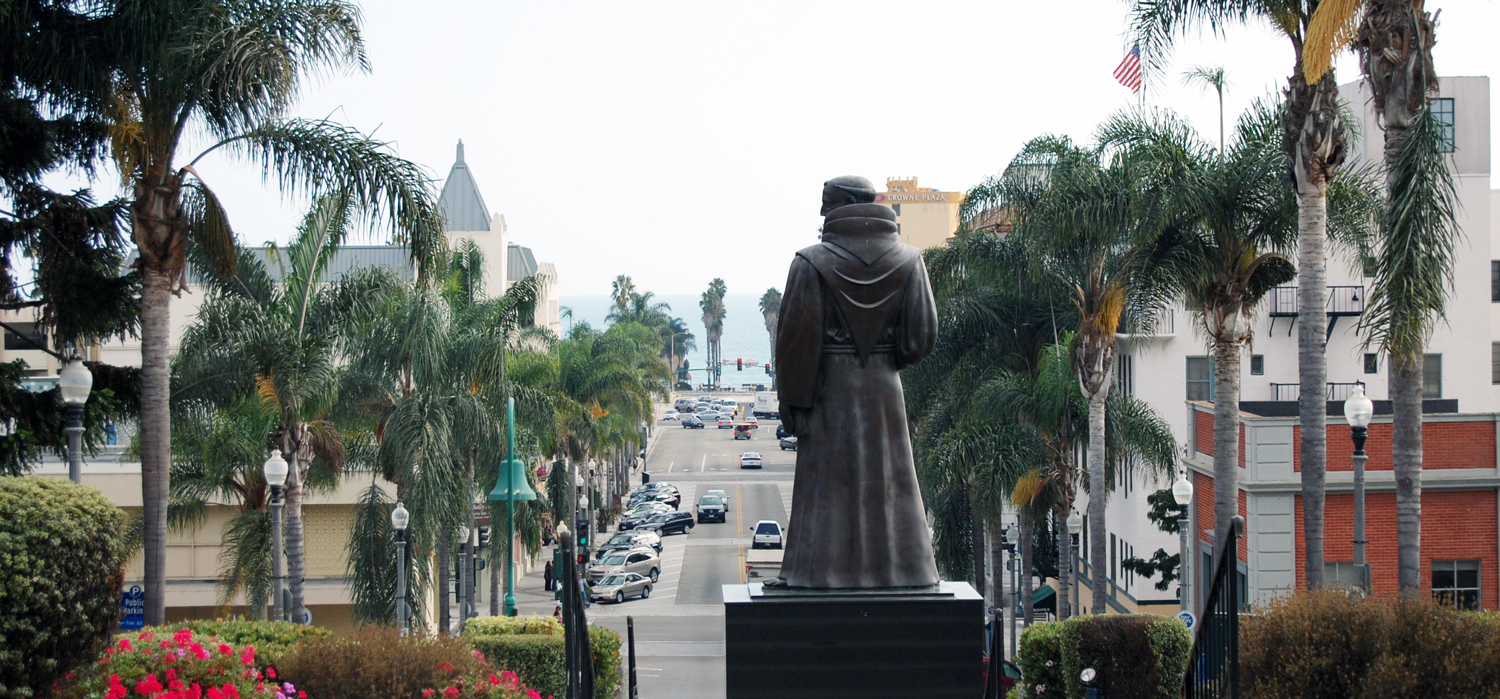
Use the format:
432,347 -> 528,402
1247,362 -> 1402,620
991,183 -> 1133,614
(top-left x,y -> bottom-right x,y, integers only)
553,603 -> 563,623
543,559 -> 555,591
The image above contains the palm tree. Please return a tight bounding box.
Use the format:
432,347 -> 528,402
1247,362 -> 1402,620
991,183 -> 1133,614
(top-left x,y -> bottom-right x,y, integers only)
1182,65 -> 1228,151
986,134 -> 1176,613
700,279 -> 727,388
665,317 -> 696,387
1101,104 -> 1301,554
1131,0 -> 1352,590
759,288 -> 781,387
1304,0 -> 1456,593
174,193 -> 379,620
107,0 -> 446,624
609,275 -> 637,318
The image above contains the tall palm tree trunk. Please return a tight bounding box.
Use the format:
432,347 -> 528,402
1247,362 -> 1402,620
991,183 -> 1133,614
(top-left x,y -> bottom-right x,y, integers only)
969,492 -> 986,598
1212,336 -> 1244,556
437,528 -> 451,635
139,265 -> 173,626
1086,390 -> 1109,614
283,450 -> 307,622
986,517 -> 1006,634
1019,516 -> 1035,626
1389,352 -> 1423,592
1055,502 -> 1073,620
1287,69 -> 1347,589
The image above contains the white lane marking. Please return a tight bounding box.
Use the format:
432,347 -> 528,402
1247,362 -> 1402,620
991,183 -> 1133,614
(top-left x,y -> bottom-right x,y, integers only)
667,461 -> 674,473
700,454 -> 706,472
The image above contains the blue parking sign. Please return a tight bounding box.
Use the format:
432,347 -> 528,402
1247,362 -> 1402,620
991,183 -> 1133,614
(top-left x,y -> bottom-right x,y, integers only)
121,586 -> 145,630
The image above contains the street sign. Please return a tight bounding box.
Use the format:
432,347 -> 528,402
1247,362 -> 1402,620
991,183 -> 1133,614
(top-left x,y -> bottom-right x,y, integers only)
120,586 -> 144,630
1176,610 -> 1196,630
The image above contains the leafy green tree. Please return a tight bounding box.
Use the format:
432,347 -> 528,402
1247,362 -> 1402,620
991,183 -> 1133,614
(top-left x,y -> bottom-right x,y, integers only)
102,0 -> 445,624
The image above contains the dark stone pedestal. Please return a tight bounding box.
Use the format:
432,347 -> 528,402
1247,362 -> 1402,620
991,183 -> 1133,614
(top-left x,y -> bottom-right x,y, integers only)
722,581 -> 984,699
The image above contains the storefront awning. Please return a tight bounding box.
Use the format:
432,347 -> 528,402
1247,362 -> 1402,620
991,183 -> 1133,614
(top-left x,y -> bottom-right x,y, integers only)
1033,584 -> 1056,611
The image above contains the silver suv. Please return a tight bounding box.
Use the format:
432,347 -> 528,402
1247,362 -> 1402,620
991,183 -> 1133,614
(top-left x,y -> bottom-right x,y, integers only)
588,547 -> 661,583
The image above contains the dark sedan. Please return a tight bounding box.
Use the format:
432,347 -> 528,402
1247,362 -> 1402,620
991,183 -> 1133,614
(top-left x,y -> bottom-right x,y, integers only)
635,511 -> 695,536
682,415 -> 705,429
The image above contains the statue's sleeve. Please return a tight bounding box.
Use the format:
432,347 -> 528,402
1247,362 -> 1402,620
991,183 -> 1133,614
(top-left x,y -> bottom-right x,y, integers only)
775,254 -> 822,409
894,254 -> 938,370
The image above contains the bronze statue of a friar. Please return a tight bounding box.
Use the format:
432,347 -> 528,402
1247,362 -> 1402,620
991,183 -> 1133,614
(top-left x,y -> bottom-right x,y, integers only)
769,176 -> 940,589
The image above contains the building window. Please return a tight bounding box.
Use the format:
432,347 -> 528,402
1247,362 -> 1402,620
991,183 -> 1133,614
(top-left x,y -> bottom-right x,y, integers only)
1494,344 -> 1500,385
1424,354 -> 1442,399
1363,353 -> 1379,374
1186,356 -> 1212,401
1110,533 -> 1118,582
1432,560 -> 1479,610
1492,261 -> 1500,302
1430,98 -> 1455,153
1115,354 -> 1134,396
2,323 -> 47,352
1250,355 -> 1264,376
1325,561 -> 1364,589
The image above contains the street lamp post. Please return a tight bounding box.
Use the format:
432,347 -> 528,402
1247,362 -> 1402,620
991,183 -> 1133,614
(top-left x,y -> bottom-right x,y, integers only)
262,449 -> 289,622
489,397 -> 537,617
1171,471 -> 1195,613
457,524 -> 470,627
1066,510 -> 1082,618
1001,524 -> 1017,659
391,501 -> 410,635
59,357 -> 93,484
1344,385 -> 1375,593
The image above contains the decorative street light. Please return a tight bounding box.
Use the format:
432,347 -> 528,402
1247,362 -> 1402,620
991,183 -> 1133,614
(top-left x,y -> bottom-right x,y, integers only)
489,397 -> 537,617
262,449 -> 289,622
1066,509 -> 1082,617
1000,524 -> 1018,659
59,356 -> 93,483
1344,385 -> 1375,593
1171,471 -> 1195,613
390,501 -> 410,635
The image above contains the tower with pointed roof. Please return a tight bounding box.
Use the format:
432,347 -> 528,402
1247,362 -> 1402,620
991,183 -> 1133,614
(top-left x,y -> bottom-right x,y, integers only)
439,140 -> 510,294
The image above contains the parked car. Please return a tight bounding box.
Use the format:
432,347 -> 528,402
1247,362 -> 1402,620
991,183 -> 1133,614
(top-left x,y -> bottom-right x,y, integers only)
718,417 -> 734,429
591,573 -> 652,604
734,424 -> 753,440
704,489 -> 730,512
751,520 -> 783,549
695,495 -> 727,523
740,451 -> 762,469
682,415 -> 705,429
663,409 -> 679,421
636,511 -> 695,536
588,548 -> 660,583
780,436 -> 798,451
619,504 -> 673,530
604,530 -> 662,553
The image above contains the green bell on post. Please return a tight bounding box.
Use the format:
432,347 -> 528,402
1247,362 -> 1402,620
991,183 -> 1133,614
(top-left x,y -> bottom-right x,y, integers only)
489,459 -> 537,502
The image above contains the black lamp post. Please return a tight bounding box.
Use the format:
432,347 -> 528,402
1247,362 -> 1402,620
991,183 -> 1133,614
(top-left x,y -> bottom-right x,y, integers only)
59,356 -> 92,483
1344,385 -> 1375,593
391,501 -> 410,635
262,449 -> 289,621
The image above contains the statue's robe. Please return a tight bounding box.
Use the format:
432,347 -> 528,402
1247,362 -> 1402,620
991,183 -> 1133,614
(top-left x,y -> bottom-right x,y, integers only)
775,202 -> 940,589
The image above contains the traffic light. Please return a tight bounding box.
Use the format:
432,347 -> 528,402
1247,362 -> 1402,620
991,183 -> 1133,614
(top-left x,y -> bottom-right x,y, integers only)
477,526 -> 491,549
765,363 -> 771,375
737,358 -> 743,371
577,553 -> 586,565
577,518 -> 589,547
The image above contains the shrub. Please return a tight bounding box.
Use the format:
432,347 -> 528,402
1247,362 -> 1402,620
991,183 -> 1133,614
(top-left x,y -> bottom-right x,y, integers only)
59,628 -> 283,699
174,620 -> 331,667
464,618 -> 621,699
272,628 -> 489,699
1243,590 -> 1500,699
0,476 -> 129,699
1017,615 -> 1189,699
465,636 -> 563,699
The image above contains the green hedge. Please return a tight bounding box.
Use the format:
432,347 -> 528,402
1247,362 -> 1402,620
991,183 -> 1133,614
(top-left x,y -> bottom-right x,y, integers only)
466,615 -> 622,699
1018,614 -> 1190,699
172,619 -> 332,666
0,477 -> 129,699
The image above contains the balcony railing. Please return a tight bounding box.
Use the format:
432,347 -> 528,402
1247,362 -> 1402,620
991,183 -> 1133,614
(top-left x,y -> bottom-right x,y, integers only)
1268,285 -> 1365,338
1269,381 -> 1366,402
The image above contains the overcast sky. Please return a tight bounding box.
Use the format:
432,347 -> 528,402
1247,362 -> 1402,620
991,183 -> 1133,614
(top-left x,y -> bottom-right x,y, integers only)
87,1 -> 1500,296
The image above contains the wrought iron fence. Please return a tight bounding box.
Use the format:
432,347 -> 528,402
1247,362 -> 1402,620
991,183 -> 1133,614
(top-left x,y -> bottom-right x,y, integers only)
1266,285 -> 1366,316
1267,381 -> 1366,402
1185,516 -> 1243,699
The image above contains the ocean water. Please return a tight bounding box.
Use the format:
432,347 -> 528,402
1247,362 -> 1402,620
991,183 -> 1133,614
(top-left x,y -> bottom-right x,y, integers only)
559,294 -> 775,388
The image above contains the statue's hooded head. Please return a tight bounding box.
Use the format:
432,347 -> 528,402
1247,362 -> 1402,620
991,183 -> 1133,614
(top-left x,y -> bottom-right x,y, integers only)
820,176 -> 878,216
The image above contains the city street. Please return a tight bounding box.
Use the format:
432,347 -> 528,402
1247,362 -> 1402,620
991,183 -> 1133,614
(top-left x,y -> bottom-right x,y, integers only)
510,394 -> 793,699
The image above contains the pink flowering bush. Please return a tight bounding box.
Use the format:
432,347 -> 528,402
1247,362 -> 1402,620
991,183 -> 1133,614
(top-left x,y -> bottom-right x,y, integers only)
58,628 -> 287,699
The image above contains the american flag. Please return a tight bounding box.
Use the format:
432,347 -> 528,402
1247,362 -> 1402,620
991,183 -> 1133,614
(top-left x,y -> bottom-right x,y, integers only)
1114,45 -> 1142,93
